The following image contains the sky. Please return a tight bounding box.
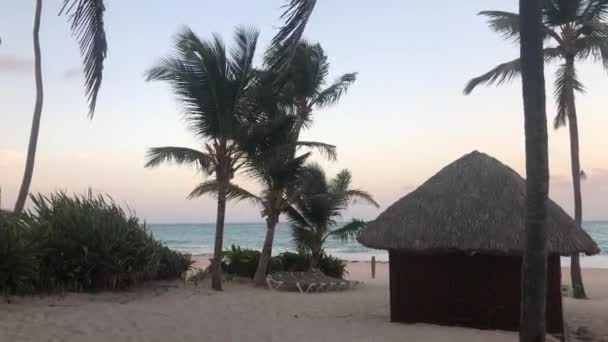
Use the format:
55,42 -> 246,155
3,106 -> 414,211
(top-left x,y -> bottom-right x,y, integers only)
1,0 -> 607,223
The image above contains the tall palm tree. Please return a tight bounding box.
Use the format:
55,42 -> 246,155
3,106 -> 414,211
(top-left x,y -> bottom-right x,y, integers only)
247,42 -> 356,285
14,0 -> 108,215
240,77 -> 337,286
285,164 -> 378,269
518,1 -> 550,340
144,26 -> 259,291
464,0 -> 608,299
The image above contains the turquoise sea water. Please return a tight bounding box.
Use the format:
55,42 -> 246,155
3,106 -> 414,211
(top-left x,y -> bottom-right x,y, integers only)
150,221 -> 608,267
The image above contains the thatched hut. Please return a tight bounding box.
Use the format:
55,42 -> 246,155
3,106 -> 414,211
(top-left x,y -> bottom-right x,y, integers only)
358,151 -> 599,334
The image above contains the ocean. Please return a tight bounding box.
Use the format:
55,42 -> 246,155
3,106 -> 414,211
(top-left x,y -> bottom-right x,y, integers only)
150,221 -> 608,268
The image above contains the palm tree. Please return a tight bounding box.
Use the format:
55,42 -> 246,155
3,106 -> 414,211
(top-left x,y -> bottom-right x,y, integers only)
144,26 -> 259,291
246,42 -> 356,285
14,0 -> 108,215
285,164 -> 378,269
464,0 -> 608,300
519,1 -> 550,340
241,89 -> 336,286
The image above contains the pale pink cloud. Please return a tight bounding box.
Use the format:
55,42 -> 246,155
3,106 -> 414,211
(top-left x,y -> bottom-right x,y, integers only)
0,55 -> 32,73
0,148 -> 24,167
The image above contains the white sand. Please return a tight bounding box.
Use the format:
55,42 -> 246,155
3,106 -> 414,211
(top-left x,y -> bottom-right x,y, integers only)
0,257 -> 606,342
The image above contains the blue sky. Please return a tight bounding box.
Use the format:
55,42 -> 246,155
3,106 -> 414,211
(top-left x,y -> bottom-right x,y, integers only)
1,0 -> 607,222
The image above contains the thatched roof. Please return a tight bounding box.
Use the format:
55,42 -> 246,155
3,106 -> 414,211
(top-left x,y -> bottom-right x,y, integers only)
358,151 -> 599,256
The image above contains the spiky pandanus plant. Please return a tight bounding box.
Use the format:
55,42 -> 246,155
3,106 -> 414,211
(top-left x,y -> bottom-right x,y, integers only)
14,0 -> 108,214
144,27 -> 259,291
286,164 -> 378,269
464,0 -> 608,299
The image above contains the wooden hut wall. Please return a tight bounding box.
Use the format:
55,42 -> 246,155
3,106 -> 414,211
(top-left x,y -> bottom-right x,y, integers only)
388,252 -> 563,333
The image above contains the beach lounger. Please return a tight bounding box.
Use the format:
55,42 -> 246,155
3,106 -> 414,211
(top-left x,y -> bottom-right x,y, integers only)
266,271 -> 361,293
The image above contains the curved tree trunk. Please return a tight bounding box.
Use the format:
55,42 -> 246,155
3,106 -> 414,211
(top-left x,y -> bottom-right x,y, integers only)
14,0 -> 44,215
253,213 -> 279,286
519,0 -> 550,341
565,79 -> 587,299
210,184 -> 227,291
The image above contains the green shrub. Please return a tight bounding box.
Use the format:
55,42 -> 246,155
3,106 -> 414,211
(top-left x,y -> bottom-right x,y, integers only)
318,254 -> 347,279
0,211 -> 38,295
157,246 -> 193,280
221,245 -> 261,278
26,192 -> 191,291
221,245 -> 347,279
275,251 -> 310,271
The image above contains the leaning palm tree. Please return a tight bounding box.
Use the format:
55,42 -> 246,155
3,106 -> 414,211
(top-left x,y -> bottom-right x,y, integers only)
242,98 -> 336,285
246,42 -> 355,285
464,0 -> 608,299
144,26 -> 259,291
286,164 -> 379,269
14,0 -> 108,215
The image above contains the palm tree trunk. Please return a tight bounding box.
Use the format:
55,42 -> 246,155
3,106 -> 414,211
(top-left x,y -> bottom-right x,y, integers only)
564,69 -> 587,299
14,0 -> 44,215
310,249 -> 321,271
519,0 -> 550,341
253,213 -> 279,286
210,184 -> 227,291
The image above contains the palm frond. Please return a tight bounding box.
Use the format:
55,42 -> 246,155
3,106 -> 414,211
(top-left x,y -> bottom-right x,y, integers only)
144,146 -> 213,173
553,61 -> 585,129
463,58 -> 521,94
464,47 -> 562,94
267,0 -> 317,70
285,205 -> 313,229
479,11 -> 520,40
576,36 -> 608,68
329,219 -> 367,243
310,73 -> 358,109
296,141 -> 337,161
290,224 -> 317,252
581,0 -> 608,22
145,27 -> 256,140
188,181 -> 260,203
543,0 -> 583,26
60,0 -> 107,117
229,26 -> 260,85
345,189 -> 380,208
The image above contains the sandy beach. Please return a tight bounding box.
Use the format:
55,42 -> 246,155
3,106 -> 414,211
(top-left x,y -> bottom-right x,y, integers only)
0,257 -> 606,342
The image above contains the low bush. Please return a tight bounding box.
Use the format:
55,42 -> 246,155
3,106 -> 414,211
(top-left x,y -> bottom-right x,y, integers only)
220,245 -> 347,279
317,254 -> 347,279
221,245 -> 261,278
0,192 -> 192,295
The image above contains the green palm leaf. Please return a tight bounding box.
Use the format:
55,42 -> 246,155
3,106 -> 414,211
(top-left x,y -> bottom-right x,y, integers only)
329,219 -> 367,243
144,147 -> 213,173
60,0 -> 108,117
267,0 -> 317,70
